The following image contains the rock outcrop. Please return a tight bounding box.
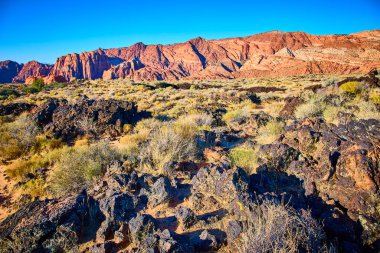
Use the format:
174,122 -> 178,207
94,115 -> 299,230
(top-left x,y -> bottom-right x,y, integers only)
257,118 -> 380,249
0,60 -> 23,84
49,49 -> 113,81
32,97 -> 142,140
12,61 -> 53,83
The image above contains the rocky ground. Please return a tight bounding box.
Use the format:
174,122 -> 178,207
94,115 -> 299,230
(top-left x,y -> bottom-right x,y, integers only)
0,72 -> 379,252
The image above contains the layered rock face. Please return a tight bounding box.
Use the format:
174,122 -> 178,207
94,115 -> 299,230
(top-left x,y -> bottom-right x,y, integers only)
12,61 -> 53,83
49,30 -> 380,81
49,49 -> 113,81
0,60 -> 23,83
3,30 -> 380,83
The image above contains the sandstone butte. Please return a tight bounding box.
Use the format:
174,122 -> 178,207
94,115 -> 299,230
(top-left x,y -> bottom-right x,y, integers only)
1,30 -> 380,84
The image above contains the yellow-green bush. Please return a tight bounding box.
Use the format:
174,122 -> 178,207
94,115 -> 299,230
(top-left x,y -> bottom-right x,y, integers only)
339,81 -> 360,94
21,178 -> 46,199
369,92 -> 380,105
5,157 -> 48,180
229,145 -> 257,173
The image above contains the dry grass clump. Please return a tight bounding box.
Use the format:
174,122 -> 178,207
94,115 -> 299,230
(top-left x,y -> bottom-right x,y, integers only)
236,200 -> 328,253
223,108 -> 250,125
229,144 -> 258,174
294,95 -> 326,119
355,101 -> 380,120
138,123 -> 198,173
0,114 -> 40,160
49,141 -> 119,196
322,106 -> 340,125
256,120 -> 285,145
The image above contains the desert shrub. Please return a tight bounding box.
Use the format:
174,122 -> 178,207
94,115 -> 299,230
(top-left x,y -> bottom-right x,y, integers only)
369,91 -> 380,105
223,108 -> 250,125
21,178 -> 46,199
0,114 -> 40,160
339,81 -> 360,95
236,200 -> 327,253
177,113 -> 213,129
134,118 -> 164,134
229,144 -> 257,173
49,142 -> 119,196
123,123 -> 133,134
32,136 -> 64,153
23,78 -> 44,94
256,120 -> 285,145
5,157 -> 48,180
138,123 -> 197,173
322,106 -> 340,125
294,95 -> 326,119
355,101 -> 380,120
0,88 -> 19,100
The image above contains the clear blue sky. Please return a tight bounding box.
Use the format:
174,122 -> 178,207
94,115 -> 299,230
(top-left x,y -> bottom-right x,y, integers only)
0,0 -> 379,64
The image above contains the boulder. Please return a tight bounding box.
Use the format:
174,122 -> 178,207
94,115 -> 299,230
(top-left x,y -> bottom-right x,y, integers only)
148,177 -> 175,207
0,192 -> 100,252
128,214 -> 157,245
175,207 -> 198,230
191,163 -> 252,215
32,98 -> 141,140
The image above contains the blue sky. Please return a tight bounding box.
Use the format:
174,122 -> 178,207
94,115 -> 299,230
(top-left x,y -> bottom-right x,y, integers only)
0,0 -> 379,64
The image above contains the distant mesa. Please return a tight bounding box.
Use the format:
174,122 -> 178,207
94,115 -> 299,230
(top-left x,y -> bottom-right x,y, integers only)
1,30 -> 380,84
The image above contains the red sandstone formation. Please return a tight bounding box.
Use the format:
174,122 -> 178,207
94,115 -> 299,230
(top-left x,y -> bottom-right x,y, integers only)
12,61 -> 53,83
3,30 -> 380,84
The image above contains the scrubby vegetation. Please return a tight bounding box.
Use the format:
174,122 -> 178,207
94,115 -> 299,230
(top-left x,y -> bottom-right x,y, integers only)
48,142 -> 119,196
1,73 -> 380,252
237,201 -> 328,253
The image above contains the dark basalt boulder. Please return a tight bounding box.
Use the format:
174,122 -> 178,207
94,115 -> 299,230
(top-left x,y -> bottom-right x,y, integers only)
175,206 -> 198,230
128,214 -> 157,245
148,177 -> 175,207
32,97 -> 143,140
191,163 -> 252,215
260,118 -> 380,249
0,192 -> 102,252
0,102 -> 36,116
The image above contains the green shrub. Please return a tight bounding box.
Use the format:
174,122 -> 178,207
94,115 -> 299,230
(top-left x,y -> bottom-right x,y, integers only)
23,78 -> 45,94
0,88 -> 19,100
229,145 -> 257,173
236,200 -> 328,253
49,142 -> 119,196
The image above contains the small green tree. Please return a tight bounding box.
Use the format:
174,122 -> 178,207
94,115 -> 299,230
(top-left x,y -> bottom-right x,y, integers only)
32,78 -> 44,91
